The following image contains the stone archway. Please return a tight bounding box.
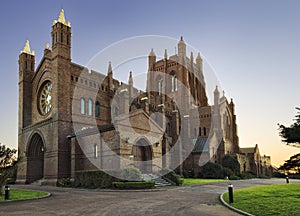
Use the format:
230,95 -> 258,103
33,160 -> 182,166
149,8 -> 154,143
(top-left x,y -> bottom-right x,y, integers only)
132,138 -> 153,173
26,133 -> 45,183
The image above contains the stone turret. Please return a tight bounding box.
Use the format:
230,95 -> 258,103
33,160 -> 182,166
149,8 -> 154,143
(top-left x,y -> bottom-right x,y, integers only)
19,40 -> 35,129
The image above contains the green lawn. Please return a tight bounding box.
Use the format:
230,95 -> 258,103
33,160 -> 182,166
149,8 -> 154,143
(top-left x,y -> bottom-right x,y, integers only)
0,189 -> 48,201
223,183 -> 300,216
182,178 -> 226,185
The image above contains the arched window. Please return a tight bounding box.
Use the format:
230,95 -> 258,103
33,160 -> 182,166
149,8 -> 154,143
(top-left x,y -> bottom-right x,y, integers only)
88,99 -> 93,116
95,101 -> 100,117
199,127 -> 201,136
203,127 -> 207,136
80,98 -> 85,115
166,122 -> 171,136
158,79 -> 164,95
94,144 -> 98,159
172,75 -> 178,92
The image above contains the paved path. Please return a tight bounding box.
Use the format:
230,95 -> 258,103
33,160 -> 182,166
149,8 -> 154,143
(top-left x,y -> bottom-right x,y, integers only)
0,178 -> 297,216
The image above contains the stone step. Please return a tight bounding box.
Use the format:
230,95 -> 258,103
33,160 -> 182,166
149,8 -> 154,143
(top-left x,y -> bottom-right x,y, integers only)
142,174 -> 172,187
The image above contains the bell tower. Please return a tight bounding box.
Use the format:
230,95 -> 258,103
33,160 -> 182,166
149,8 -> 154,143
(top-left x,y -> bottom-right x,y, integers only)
18,40 -> 35,130
50,9 -> 72,180
51,9 -> 71,60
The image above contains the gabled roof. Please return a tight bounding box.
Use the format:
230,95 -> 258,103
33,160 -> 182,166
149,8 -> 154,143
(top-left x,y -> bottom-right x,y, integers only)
192,138 -> 209,153
240,147 -> 255,154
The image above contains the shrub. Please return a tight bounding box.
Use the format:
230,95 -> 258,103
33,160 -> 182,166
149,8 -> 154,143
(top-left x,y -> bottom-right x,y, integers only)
57,178 -> 71,187
272,171 -> 286,178
229,175 -> 241,180
223,167 -> 234,178
183,169 -> 194,178
120,166 -> 142,181
221,155 -> 240,175
201,162 -> 224,179
239,171 -> 256,179
74,170 -> 117,188
112,181 -> 155,189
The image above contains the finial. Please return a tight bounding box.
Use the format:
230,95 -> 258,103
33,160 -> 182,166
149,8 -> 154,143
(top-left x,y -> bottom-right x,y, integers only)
149,48 -> 156,56
108,61 -> 112,74
222,90 -> 225,97
196,52 -> 201,60
21,40 -> 34,55
129,71 -> 133,84
45,43 -> 50,50
214,85 -> 219,94
178,36 -> 185,44
53,9 -> 71,27
190,51 -> 194,61
164,49 -> 168,59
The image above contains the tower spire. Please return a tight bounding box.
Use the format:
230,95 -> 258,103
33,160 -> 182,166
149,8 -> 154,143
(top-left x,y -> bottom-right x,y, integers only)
164,49 -> 168,59
53,9 -> 71,27
129,71 -> 133,85
108,61 -> 113,74
21,40 -> 34,55
149,48 -> 156,57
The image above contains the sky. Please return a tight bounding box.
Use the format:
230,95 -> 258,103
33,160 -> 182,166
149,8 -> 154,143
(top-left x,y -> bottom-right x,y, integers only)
0,0 -> 299,167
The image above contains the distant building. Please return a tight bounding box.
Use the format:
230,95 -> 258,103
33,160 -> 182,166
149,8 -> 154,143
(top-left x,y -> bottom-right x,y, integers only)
17,9 -> 271,185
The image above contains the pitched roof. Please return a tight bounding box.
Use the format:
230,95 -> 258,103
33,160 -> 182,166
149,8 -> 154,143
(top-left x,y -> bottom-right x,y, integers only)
192,138 -> 209,153
240,147 -> 255,154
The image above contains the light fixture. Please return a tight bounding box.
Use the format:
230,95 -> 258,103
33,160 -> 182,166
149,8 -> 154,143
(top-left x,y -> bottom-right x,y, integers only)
141,97 -> 148,101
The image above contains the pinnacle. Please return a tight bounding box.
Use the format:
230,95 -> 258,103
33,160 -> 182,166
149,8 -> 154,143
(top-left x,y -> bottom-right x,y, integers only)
149,48 -> 156,56
53,9 -> 71,27
21,40 -> 35,55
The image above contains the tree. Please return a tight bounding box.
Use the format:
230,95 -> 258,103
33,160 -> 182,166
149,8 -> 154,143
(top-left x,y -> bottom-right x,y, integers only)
221,155 -> 240,175
279,153 -> 300,174
278,107 -> 300,147
200,162 -> 224,179
0,143 -> 17,195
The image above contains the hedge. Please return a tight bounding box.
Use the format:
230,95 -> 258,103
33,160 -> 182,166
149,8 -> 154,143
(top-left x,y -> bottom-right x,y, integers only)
112,181 -> 155,189
74,170 -> 118,189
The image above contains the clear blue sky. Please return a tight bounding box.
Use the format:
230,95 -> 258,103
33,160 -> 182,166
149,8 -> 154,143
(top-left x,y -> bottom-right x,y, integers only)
1,0 -> 299,166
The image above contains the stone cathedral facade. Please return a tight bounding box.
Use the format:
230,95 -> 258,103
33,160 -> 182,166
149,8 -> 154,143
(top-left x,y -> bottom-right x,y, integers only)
17,10 -> 271,185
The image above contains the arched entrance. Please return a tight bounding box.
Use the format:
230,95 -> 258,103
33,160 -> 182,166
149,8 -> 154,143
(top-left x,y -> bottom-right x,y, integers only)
26,133 -> 45,183
132,138 -> 153,173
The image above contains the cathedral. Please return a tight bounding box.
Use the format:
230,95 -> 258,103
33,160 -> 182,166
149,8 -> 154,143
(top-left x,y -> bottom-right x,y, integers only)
17,9 -> 271,185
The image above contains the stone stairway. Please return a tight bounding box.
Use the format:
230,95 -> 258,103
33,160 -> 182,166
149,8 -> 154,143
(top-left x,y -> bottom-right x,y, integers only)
142,173 -> 172,187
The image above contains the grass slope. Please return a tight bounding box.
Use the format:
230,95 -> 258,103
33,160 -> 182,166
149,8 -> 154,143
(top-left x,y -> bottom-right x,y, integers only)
0,189 -> 48,201
183,178 -> 225,185
223,183 -> 300,216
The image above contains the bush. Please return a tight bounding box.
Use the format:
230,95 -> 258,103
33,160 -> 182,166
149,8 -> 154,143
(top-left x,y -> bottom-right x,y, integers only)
258,174 -> 270,179
57,178 -> 71,187
112,181 -> 155,189
223,167 -> 234,178
200,162 -> 224,179
222,155 -> 240,175
120,166 -> 142,181
272,171 -> 286,178
239,171 -> 256,179
229,175 -> 241,180
183,169 -> 194,178
74,170 -> 117,188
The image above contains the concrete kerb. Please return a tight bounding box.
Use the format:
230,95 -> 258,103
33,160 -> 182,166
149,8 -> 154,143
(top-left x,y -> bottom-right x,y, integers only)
219,192 -> 254,216
0,189 -> 51,203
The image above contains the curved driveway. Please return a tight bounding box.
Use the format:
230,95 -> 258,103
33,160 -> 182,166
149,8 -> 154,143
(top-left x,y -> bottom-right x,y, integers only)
0,178 -> 296,216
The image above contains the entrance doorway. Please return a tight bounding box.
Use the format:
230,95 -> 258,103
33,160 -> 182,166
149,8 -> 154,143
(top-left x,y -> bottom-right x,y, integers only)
26,133 -> 44,183
132,138 -> 153,173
